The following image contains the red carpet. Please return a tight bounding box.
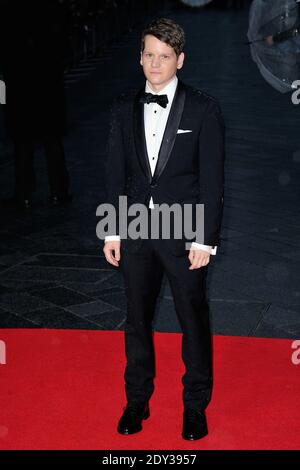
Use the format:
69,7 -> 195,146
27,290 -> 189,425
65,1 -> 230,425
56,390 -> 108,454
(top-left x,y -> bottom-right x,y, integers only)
0,329 -> 299,450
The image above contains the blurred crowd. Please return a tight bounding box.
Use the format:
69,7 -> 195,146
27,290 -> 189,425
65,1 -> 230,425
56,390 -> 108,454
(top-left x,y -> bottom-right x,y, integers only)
0,0 -> 167,71
54,0 -> 169,67
0,0 -> 167,209
0,0 -> 252,72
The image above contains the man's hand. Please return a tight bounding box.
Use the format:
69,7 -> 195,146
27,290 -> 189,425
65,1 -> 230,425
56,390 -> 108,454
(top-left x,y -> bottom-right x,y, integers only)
188,248 -> 210,270
103,240 -> 121,267
265,35 -> 274,46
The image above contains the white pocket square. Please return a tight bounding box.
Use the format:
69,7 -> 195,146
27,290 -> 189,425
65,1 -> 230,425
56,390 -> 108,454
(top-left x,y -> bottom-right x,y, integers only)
177,129 -> 193,134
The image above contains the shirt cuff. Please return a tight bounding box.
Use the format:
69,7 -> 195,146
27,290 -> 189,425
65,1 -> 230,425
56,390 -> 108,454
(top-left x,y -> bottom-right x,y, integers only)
104,235 -> 121,242
104,238 -> 217,255
191,243 -> 217,255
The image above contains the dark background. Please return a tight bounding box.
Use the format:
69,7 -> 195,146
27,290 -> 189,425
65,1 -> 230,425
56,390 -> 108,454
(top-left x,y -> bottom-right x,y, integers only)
0,0 -> 299,338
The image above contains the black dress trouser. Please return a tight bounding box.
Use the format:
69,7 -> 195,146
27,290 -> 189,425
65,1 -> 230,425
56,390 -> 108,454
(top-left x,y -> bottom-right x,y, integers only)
120,237 -> 213,411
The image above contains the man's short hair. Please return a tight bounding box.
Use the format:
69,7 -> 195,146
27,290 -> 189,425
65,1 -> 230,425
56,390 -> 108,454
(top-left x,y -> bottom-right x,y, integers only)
141,18 -> 185,56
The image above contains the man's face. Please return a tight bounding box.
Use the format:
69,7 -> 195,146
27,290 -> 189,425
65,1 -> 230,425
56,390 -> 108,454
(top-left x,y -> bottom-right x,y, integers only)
140,34 -> 184,91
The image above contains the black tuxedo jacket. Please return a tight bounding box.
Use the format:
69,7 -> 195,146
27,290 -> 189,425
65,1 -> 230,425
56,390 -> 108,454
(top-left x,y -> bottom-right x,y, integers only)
105,79 -> 225,253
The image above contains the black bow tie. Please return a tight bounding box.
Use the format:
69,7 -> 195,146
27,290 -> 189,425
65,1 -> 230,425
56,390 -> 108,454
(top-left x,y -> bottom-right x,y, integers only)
140,92 -> 169,108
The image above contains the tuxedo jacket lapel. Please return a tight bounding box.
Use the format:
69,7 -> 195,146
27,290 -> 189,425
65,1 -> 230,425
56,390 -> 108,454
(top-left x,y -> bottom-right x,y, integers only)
133,88 -> 152,183
152,80 -> 186,183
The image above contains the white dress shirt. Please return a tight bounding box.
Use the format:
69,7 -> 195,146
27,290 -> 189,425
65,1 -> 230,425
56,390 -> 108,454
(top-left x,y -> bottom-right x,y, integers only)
105,75 -> 217,255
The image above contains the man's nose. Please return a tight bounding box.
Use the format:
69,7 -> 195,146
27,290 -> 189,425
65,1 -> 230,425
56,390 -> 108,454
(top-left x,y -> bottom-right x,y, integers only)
151,57 -> 161,67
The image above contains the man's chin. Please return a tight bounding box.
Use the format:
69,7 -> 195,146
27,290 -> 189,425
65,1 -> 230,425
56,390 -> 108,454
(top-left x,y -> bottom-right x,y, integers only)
147,74 -> 163,81
146,76 -> 169,88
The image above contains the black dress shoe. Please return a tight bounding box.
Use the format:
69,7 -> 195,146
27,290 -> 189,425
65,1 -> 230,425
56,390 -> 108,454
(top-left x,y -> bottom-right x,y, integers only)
117,402 -> 150,435
182,409 -> 208,441
49,193 -> 73,206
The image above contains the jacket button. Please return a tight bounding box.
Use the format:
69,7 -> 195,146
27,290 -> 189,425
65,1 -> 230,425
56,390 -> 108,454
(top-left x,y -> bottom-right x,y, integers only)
150,183 -> 157,188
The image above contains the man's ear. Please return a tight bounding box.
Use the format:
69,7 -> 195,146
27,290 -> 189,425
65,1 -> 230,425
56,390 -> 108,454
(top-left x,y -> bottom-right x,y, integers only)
177,52 -> 185,70
140,51 -> 143,66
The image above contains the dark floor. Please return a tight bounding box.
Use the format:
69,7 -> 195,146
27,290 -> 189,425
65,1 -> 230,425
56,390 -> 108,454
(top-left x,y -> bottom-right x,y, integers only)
0,5 -> 300,338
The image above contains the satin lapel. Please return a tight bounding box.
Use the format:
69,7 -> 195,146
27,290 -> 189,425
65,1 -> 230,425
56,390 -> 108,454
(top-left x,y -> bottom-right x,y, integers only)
133,88 -> 152,183
152,80 -> 186,183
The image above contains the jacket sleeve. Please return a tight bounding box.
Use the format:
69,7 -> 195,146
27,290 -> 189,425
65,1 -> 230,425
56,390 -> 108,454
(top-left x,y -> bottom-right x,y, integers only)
196,99 -> 225,246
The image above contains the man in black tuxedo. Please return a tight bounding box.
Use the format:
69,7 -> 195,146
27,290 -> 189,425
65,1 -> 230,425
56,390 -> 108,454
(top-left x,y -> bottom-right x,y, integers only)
103,18 -> 225,440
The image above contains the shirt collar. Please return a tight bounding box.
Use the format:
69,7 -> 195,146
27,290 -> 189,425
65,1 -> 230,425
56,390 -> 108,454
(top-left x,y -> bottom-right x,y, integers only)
145,75 -> 178,106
